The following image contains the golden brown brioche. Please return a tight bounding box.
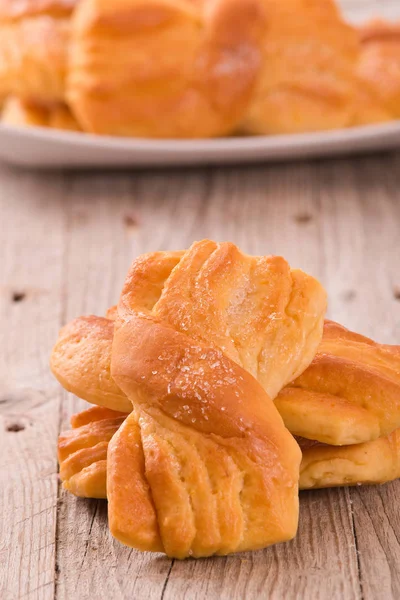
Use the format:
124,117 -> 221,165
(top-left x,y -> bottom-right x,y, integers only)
58,405 -> 128,498
358,20 -> 400,118
1,96 -> 80,130
243,0 -> 389,135
298,430 -> 400,490
275,321 -> 400,446
67,0 -> 266,138
0,0 -> 77,104
104,240 -> 325,557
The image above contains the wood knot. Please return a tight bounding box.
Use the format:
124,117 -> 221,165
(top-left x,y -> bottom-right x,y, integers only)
6,422 -> 25,432
294,213 -> 313,225
342,290 -> 356,302
124,213 -> 139,231
12,291 -> 26,303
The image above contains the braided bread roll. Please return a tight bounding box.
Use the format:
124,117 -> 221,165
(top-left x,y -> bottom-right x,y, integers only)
66,0 -> 266,138
108,241 -> 325,556
0,1 -> 77,104
53,240 -> 326,557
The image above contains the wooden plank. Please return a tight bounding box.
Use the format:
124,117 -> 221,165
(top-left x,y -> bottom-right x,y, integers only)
54,162 -> 361,599
0,167 -> 66,600
162,489 -> 360,600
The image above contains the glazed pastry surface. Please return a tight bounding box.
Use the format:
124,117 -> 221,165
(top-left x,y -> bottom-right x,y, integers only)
276,320 -> 400,446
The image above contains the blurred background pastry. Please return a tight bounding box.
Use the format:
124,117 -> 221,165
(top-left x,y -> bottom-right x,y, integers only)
242,0 -> 390,135
0,1 -> 399,138
67,0 -> 266,138
0,0 -> 77,106
1,95 -> 80,129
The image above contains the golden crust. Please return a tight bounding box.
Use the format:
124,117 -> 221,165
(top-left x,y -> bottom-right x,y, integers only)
298,429 -> 400,490
67,0 -> 266,138
1,96 -> 80,130
50,315 -> 132,413
275,321 -> 400,446
357,20 -> 400,118
0,1 -> 76,20
51,244 -> 326,409
58,406 -> 127,498
0,1 -> 77,103
243,0 -> 389,135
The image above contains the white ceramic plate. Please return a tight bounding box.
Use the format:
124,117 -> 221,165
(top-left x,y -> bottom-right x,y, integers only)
0,121 -> 400,168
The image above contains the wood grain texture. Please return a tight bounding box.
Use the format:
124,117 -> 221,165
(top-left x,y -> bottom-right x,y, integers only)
1,149 -> 400,599
0,168 -> 66,599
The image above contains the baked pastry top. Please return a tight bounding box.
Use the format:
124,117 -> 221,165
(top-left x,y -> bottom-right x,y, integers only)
243,0 -> 390,135
67,0 -> 267,138
0,0 -> 76,20
51,314 -> 131,412
51,243 -> 326,408
0,0 -> 77,103
275,320 -> 400,446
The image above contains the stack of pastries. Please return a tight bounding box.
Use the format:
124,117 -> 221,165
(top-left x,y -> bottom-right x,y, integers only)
51,240 -> 400,558
1,0 -> 399,137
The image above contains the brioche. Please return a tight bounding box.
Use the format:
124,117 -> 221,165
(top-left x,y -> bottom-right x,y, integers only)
106,240 -> 326,557
275,321 -> 400,446
53,240 -> 326,557
67,0 -> 266,138
0,0 -> 76,104
358,20 -> 400,118
58,405 -> 127,498
298,430 -> 400,490
51,315 -> 131,412
1,95 -> 80,129
243,0 -> 390,135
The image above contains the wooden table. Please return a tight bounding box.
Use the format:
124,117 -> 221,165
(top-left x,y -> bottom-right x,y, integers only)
1,153 -> 400,600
